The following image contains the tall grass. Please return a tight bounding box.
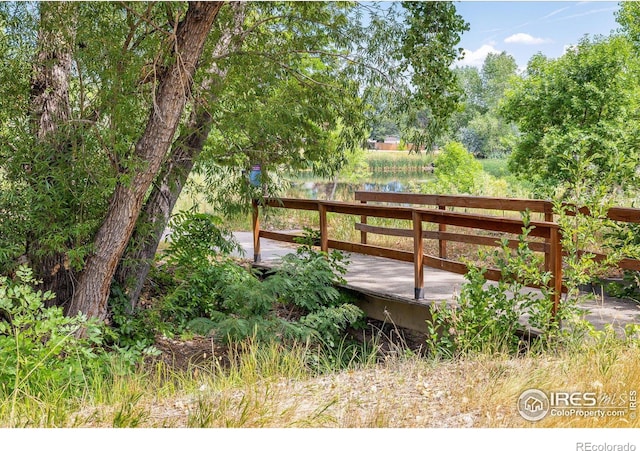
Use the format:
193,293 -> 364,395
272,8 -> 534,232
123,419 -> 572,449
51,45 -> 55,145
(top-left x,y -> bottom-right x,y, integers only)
3,336 -> 639,427
365,151 -> 435,176
479,158 -> 510,178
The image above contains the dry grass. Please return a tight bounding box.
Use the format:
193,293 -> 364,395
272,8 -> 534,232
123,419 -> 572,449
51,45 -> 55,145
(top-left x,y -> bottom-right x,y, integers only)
9,338 -> 636,428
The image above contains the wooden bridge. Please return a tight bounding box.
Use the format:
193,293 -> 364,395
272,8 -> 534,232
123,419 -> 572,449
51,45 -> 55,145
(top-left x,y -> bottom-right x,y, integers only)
249,191 -> 640,332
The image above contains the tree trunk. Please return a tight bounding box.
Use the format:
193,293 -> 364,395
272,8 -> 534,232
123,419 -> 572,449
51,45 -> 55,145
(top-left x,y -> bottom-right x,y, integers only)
27,2 -> 76,307
116,112 -> 212,311
67,2 -> 223,321
116,2 -> 247,311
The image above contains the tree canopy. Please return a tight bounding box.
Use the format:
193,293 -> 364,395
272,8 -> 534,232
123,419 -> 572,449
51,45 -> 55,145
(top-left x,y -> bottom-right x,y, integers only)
500,35 -> 640,196
0,1 -> 469,320
446,51 -> 519,158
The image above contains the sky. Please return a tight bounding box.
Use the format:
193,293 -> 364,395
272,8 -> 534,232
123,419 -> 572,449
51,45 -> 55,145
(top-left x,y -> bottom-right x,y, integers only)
454,1 -> 622,70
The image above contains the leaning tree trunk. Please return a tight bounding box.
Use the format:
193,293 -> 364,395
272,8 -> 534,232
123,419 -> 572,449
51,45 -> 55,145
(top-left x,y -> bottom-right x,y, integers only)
67,2 -> 223,321
115,112 -> 212,311
27,1 -> 76,306
116,2 -> 247,311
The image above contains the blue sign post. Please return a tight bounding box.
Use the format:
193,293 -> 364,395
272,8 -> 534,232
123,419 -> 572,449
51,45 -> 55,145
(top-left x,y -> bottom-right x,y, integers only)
249,164 -> 261,187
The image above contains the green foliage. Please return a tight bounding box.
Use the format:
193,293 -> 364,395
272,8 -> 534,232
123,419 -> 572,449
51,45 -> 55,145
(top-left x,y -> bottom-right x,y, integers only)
547,142 -> 640,309
618,2 -> 640,48
452,65 -> 485,120
479,158 -> 510,178
0,266 -> 110,403
445,52 -> 519,158
189,2 -> 373,216
360,2 -> 470,148
157,258 -> 279,342
397,2 -> 469,148
0,2 -> 161,276
165,210 -> 242,268
601,219 -> 640,302
264,232 -> 363,347
300,304 -> 364,349
368,117 -> 400,143
553,197 -> 640,308
150,225 -> 362,349
107,284 -> 160,353
459,114 -> 517,159
365,151 -> 435,175
604,272 -> 640,304
501,35 -> 640,194
426,214 -> 562,358
159,260 -> 247,332
268,252 -> 347,313
186,317 -> 219,336
481,52 -> 518,110
431,141 -> 483,194
337,147 -> 372,183
192,1 -> 470,215
108,209 -> 243,348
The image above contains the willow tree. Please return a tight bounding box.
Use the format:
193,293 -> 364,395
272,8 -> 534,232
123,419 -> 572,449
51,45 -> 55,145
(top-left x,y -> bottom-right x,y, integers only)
0,1 -> 469,321
2,2 -> 223,320
26,2 -> 76,305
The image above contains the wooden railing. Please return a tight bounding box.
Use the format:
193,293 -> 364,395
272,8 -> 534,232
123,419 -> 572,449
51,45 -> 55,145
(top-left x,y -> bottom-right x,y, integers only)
252,196 -> 564,317
356,191 -> 555,272
252,192 -> 640,321
355,191 -> 640,273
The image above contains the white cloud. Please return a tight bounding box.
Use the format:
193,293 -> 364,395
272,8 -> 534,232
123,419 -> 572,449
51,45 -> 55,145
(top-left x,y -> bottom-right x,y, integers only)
455,44 -> 501,68
504,33 -> 552,45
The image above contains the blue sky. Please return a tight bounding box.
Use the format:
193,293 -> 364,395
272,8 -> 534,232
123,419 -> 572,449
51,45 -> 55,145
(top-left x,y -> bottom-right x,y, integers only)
454,1 -> 622,70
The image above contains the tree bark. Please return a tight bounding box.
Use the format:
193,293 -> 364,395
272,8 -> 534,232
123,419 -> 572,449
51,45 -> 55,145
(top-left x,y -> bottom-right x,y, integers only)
27,2 -> 76,306
115,112 -> 212,311
116,2 -> 247,311
67,2 -> 223,321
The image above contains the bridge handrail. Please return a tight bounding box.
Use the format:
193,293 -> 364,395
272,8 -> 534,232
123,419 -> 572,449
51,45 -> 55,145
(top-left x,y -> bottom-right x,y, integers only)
355,191 -> 553,215
355,190 -> 640,224
354,191 -> 640,272
253,197 -> 564,318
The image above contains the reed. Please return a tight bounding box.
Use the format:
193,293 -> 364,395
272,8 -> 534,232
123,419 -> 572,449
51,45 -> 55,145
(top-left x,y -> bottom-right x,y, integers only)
365,151 -> 435,176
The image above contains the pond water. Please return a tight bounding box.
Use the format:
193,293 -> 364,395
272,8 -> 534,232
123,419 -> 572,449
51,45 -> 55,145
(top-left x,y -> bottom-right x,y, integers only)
286,174 -> 434,202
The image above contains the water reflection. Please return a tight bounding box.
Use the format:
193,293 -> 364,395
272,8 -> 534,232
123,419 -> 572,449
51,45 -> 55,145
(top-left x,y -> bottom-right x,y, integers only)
363,180 -> 404,192
288,179 -> 417,201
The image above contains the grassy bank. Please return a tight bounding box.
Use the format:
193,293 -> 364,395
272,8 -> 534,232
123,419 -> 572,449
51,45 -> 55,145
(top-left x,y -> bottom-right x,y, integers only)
479,158 -> 510,178
365,150 -> 435,175
2,337 -> 638,428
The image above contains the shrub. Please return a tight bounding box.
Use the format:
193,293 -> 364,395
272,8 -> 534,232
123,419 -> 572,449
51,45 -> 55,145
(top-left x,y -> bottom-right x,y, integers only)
0,266 -> 110,402
153,225 -> 363,349
426,213 -> 565,358
430,141 -> 483,194
164,209 -> 242,269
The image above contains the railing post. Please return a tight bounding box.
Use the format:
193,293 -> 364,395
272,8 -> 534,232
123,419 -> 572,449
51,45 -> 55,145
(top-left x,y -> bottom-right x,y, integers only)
413,209 -> 424,299
549,226 -> 563,323
360,199 -> 368,245
544,203 -> 554,273
319,202 -> 329,253
438,204 -> 447,259
252,198 -> 261,263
